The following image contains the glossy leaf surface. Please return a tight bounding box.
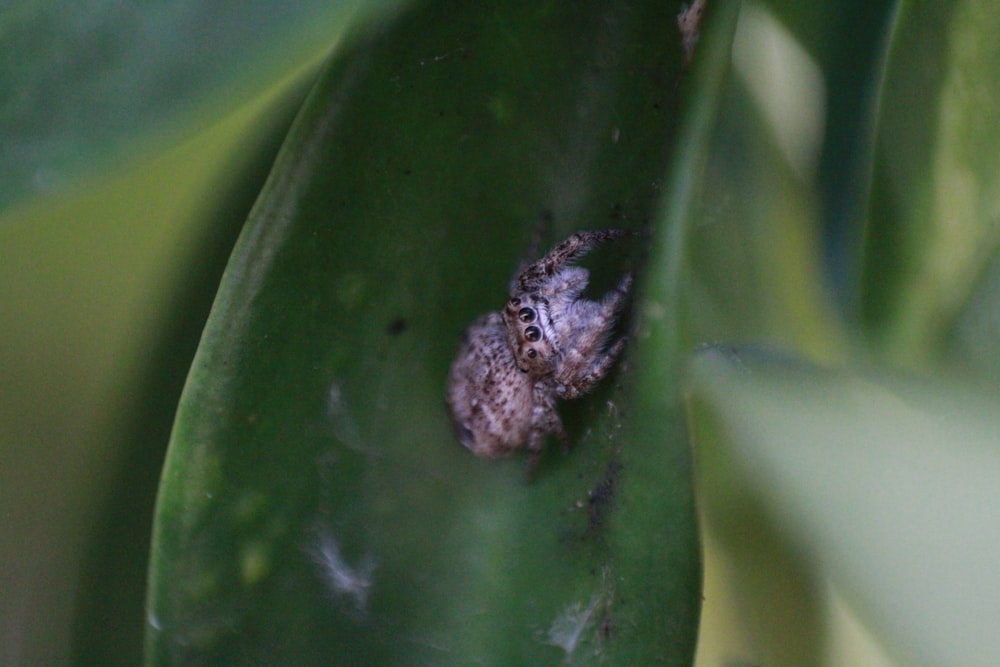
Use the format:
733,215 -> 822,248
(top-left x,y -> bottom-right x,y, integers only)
146,1 -> 738,664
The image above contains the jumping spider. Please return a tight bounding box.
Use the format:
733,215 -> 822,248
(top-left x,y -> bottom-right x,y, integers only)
446,229 -> 632,465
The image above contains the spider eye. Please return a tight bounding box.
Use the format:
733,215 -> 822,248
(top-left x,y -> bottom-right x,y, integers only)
509,297 -> 521,307
517,307 -> 535,323
524,326 -> 541,342
526,349 -> 538,359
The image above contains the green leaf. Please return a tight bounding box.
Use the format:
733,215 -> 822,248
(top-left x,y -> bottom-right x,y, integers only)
754,0 -> 894,307
146,0 -> 738,664
0,0 -> 395,212
67,75 -> 313,665
862,0 -> 1000,365
686,24 -> 846,361
689,347 -> 1000,667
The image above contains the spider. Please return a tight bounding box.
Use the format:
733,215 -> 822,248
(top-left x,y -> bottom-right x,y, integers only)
446,229 -> 632,465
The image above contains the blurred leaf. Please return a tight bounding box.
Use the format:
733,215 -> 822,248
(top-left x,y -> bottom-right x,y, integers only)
67,71 -> 313,665
685,51 -> 844,362
734,0 -> 895,309
683,16 -> 848,664
146,0 -> 739,664
862,0 -> 1000,364
0,64 -> 315,664
0,0 -> 403,212
690,347 -> 1000,667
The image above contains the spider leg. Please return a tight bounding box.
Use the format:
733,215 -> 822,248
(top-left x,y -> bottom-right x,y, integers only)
515,229 -> 630,293
540,266 -> 590,303
524,384 -> 568,475
551,270 -> 632,371
529,384 -> 566,446
555,335 -> 628,400
552,272 -> 632,397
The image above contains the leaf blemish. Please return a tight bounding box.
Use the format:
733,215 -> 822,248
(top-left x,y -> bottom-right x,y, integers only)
386,317 -> 407,335
584,455 -> 623,539
677,0 -> 706,63
310,528 -> 376,618
545,567 -> 615,660
326,381 -> 366,453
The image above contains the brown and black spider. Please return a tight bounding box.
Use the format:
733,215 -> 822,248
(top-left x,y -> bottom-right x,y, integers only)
446,229 -> 632,464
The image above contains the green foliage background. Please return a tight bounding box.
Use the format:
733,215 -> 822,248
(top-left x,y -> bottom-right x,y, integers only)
3,0 -> 1000,666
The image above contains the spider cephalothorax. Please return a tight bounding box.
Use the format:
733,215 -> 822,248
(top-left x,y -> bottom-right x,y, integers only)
447,229 -> 632,464
502,293 -> 557,376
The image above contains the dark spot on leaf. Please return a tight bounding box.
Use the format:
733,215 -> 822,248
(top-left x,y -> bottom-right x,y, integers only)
599,607 -> 614,639
586,456 -> 622,536
386,317 -> 407,335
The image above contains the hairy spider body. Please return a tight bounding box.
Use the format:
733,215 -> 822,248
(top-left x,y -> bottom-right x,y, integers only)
447,229 -> 632,463
446,313 -> 544,457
